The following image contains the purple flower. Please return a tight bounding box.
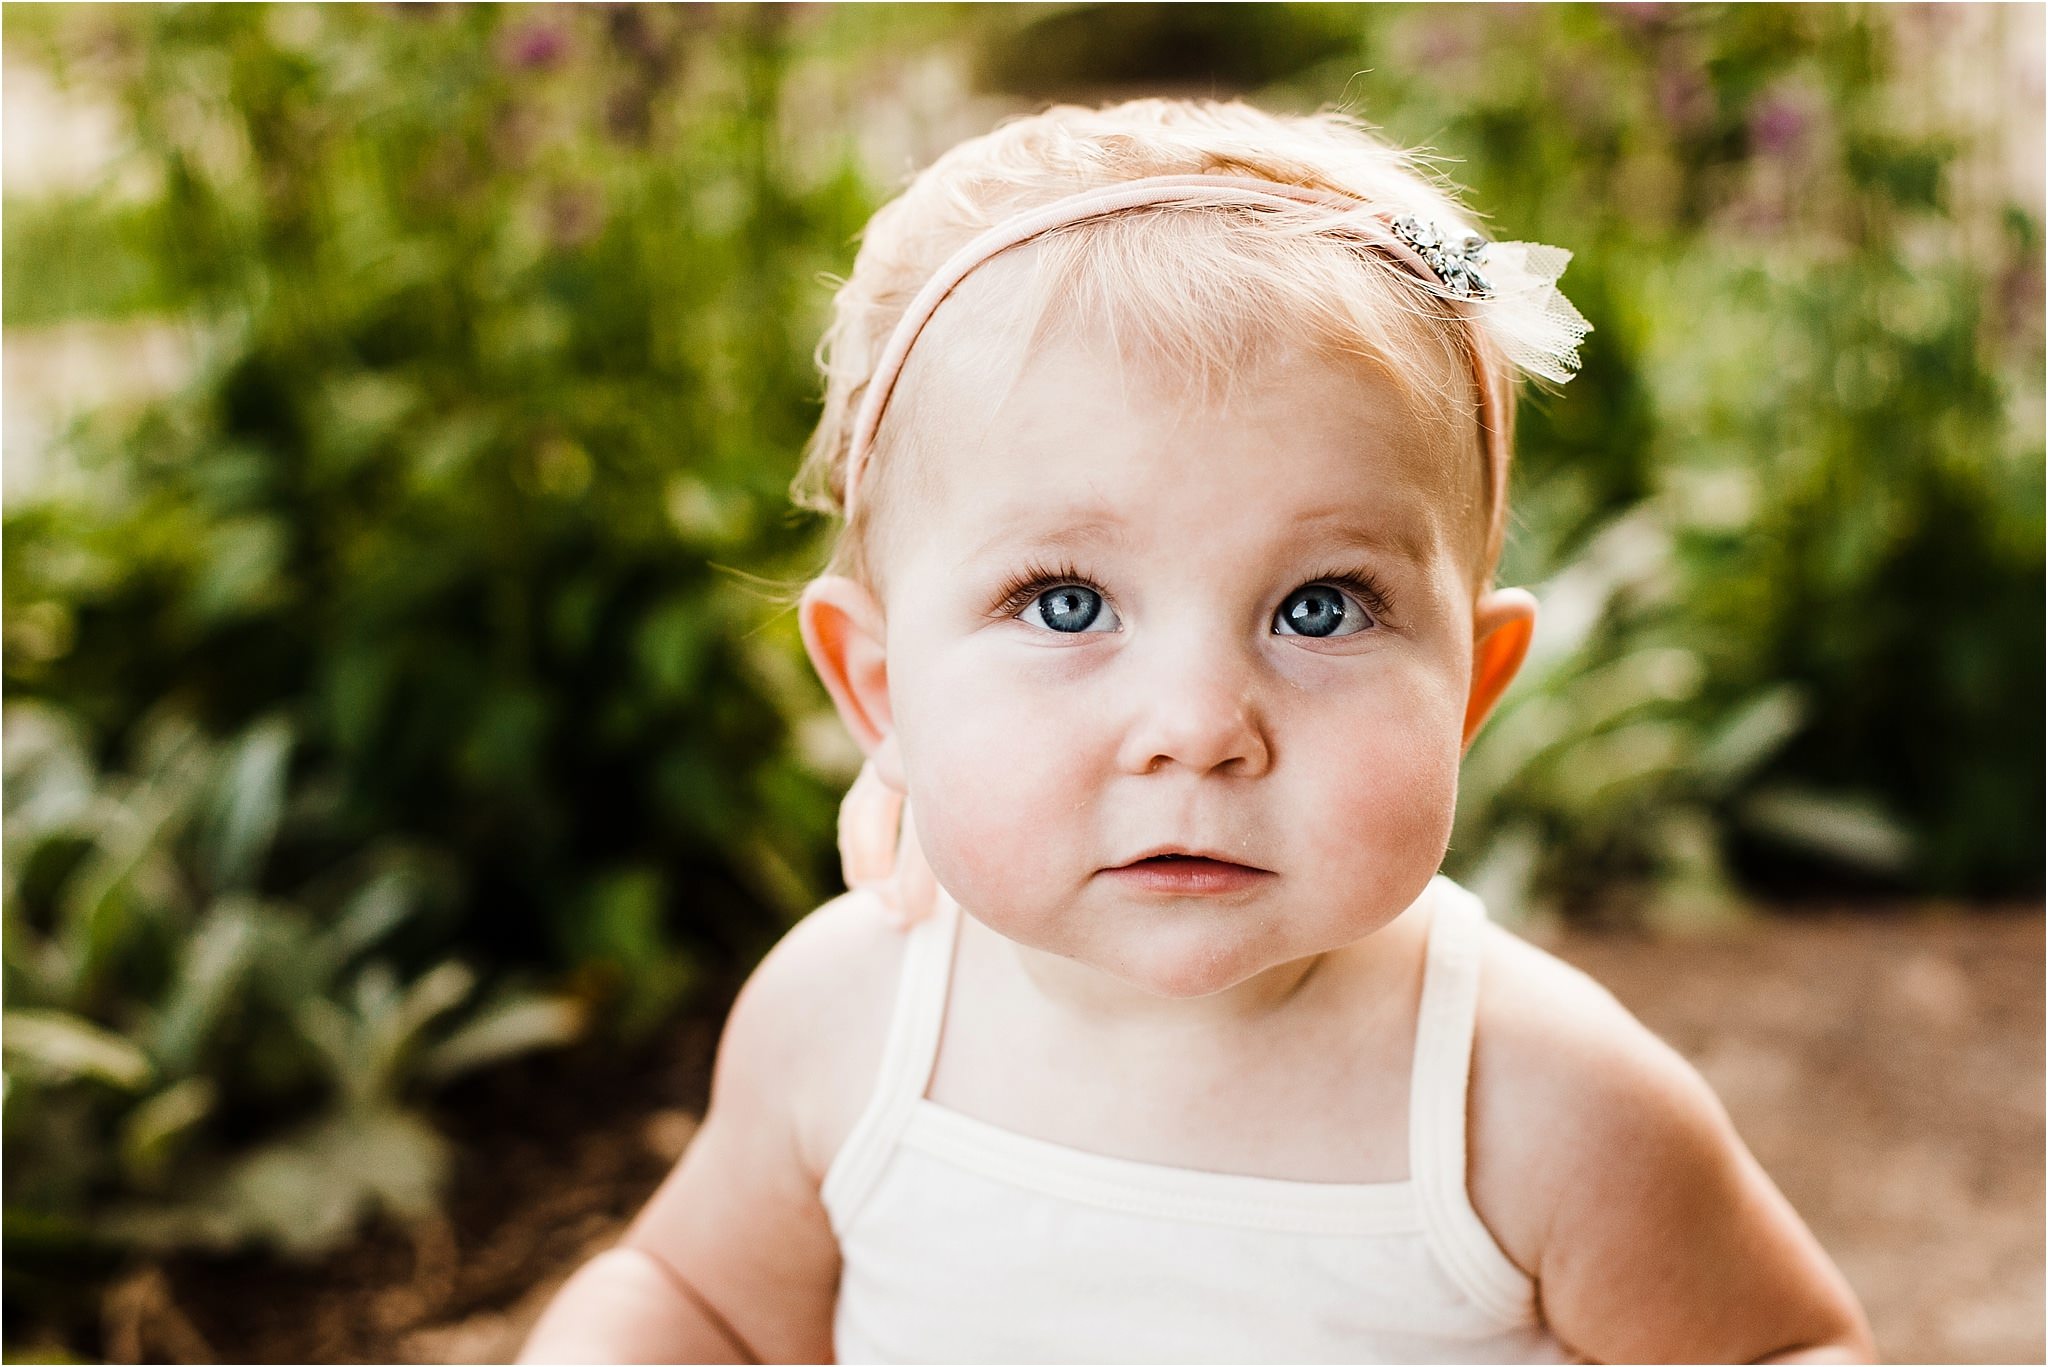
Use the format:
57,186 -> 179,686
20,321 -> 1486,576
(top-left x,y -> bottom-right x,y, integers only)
1612,3 -> 1670,36
1997,260 -> 2044,344
1749,92 -> 1810,160
502,22 -> 568,71
1412,19 -> 1468,68
547,185 -> 605,249
1656,64 -> 1711,133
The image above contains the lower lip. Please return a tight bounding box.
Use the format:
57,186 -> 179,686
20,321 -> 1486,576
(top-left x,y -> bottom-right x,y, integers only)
1101,859 -> 1272,895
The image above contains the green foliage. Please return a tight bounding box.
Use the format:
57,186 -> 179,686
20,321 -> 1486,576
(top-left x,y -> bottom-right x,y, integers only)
2,195 -> 181,328
5,13 -> 894,1318
2,700 -> 584,1278
1452,501 -> 1915,930
5,5 -> 865,1021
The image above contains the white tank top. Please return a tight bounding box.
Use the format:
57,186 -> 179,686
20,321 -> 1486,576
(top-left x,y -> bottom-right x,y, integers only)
820,876 -> 1581,1364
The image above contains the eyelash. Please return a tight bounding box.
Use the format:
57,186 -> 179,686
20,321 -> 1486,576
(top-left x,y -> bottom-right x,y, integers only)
986,561 -> 1399,630
988,559 -> 1100,622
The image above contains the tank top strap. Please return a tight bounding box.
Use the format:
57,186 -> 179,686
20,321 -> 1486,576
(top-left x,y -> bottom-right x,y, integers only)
819,885 -> 964,1234
1406,877 -> 1540,1325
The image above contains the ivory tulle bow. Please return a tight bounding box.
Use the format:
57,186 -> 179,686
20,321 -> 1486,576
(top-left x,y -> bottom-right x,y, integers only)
837,759 -> 939,928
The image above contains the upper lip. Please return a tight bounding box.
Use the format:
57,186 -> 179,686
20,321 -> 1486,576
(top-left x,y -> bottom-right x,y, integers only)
1114,844 -> 1269,871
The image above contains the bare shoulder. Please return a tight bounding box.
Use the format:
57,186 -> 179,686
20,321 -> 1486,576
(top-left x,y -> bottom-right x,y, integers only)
610,892 -> 912,1363
1465,919 -> 1872,1361
715,888 -> 913,1180
1463,920 -> 1703,1276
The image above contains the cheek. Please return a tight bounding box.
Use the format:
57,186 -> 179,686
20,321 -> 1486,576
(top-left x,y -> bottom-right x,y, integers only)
892,653 -> 1102,913
1302,672 -> 1464,871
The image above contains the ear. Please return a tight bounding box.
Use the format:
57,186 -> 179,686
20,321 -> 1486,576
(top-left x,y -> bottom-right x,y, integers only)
798,576 -> 905,790
1463,587 -> 1537,749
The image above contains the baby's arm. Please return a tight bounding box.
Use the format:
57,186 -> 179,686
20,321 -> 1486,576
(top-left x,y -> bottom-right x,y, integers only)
520,897 -> 888,1364
1473,938 -> 1875,1364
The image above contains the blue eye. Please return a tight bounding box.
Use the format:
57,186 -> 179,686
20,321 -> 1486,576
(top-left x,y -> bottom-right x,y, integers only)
1274,584 -> 1368,639
1025,585 -> 1118,634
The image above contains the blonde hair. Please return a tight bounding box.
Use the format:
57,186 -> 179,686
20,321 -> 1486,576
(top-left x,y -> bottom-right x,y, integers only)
793,98 -> 1530,591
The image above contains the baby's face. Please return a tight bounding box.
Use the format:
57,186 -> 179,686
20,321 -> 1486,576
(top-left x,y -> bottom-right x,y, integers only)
846,312 -> 1505,1000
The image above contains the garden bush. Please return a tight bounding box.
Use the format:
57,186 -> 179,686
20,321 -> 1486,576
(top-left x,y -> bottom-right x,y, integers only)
5,3 -> 896,1324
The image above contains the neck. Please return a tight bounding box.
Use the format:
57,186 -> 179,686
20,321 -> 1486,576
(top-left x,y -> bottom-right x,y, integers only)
959,906 -> 1425,1042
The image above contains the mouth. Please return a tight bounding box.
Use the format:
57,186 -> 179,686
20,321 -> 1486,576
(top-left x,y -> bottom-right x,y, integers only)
1102,847 -> 1273,894
1114,845 -> 1268,872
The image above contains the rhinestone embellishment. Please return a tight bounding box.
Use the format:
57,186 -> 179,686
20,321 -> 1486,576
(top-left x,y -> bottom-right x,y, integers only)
1388,215 -> 1494,300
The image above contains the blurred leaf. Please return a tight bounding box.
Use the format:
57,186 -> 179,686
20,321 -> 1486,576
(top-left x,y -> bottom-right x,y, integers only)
150,897 -> 262,1075
361,960 -> 475,1103
3,1011 -> 154,1091
2,704 -> 97,850
322,861 -> 420,968
1739,787 -> 1914,873
1694,686 -> 1806,792
196,716 -> 294,892
291,996 -> 360,1102
181,516 -> 289,624
416,992 -> 584,1085
117,1077 -> 218,1189
105,1105 -> 450,1259
566,867 -> 696,1039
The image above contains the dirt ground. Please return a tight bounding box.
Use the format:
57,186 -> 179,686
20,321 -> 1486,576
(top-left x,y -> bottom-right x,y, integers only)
113,906 -> 2042,1364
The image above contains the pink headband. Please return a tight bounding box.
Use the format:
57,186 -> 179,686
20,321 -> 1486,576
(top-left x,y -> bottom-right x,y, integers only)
840,172 -> 1497,526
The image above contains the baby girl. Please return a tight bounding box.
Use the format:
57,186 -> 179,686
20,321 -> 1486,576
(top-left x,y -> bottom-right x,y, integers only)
521,98 -> 1873,1364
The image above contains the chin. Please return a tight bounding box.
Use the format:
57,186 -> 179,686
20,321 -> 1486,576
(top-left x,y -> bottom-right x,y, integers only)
1096,932 -> 1284,1000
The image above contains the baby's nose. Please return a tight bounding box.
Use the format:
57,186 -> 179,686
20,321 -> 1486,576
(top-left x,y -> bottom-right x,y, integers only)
1113,637 -> 1272,778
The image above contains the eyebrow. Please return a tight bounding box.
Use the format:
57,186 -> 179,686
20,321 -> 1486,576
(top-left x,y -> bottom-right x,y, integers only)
1291,507 -> 1439,567
963,506 -> 1129,566
961,503 -> 1439,570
